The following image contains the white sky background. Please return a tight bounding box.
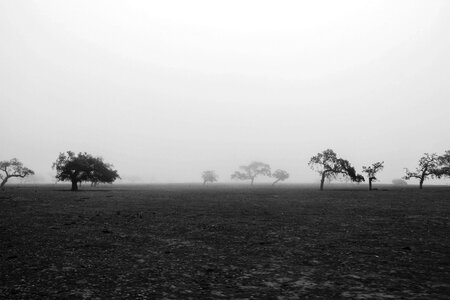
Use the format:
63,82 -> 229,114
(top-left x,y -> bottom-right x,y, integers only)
1,0 -> 449,184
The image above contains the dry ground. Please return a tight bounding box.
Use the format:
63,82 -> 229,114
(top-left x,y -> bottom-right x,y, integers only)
1,184 -> 450,299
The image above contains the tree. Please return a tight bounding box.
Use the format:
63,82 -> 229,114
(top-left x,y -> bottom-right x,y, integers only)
403,153 -> 440,189
438,150 -> 450,183
52,151 -> 120,191
231,161 -> 271,185
272,169 -> 289,186
308,149 -> 364,190
0,158 -> 34,188
202,170 -> 218,185
362,161 -> 384,191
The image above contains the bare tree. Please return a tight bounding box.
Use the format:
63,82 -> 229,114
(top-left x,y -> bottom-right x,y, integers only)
272,169 -> 289,186
362,161 -> 384,190
403,153 -> 440,189
308,149 -> 364,190
0,158 -> 35,188
202,170 -> 218,185
231,161 -> 271,185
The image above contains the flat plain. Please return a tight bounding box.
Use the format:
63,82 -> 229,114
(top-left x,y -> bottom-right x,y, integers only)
1,184 -> 449,299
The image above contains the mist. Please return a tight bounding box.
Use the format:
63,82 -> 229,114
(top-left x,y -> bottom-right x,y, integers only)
1,1 -> 449,185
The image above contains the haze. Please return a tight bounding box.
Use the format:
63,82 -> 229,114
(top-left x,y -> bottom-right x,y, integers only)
1,1 -> 449,184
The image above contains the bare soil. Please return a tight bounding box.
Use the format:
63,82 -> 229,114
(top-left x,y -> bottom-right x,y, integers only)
1,184 -> 450,299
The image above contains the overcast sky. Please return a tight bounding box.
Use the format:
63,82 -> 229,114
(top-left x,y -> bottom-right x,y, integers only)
1,1 -> 449,184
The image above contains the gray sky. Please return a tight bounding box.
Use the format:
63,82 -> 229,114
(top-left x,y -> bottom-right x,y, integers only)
1,1 -> 449,184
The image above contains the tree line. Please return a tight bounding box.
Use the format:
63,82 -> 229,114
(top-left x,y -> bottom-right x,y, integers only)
202,162 -> 290,186
1,149 -> 449,191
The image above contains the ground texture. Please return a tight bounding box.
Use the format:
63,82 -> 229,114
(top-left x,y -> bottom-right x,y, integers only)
1,184 -> 450,299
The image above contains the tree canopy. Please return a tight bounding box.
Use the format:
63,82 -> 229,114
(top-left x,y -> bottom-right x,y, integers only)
403,153 -> 440,189
438,150 -> 450,182
52,151 -> 120,191
0,158 -> 34,188
231,161 -> 271,185
308,149 -> 364,190
202,170 -> 218,185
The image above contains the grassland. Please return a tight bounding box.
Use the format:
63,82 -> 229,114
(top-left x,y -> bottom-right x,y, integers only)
1,184 -> 449,299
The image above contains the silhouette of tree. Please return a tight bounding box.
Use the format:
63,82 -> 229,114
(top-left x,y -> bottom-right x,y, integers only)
52,151 -> 119,191
0,158 -> 34,188
231,161 -> 271,185
403,153 -> 440,189
202,170 -> 218,185
438,150 -> 450,183
308,149 -> 364,190
272,169 -> 289,186
362,161 -> 384,190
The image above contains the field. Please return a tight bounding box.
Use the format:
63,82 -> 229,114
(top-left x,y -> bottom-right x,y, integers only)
1,184 -> 450,299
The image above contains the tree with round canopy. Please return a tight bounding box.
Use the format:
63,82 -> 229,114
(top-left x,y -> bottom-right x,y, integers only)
52,151 -> 120,191
202,170 -> 218,185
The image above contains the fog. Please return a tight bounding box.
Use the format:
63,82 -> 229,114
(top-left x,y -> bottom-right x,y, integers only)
1,1 -> 449,184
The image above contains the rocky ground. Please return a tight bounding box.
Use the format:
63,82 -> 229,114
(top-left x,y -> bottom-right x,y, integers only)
1,184 -> 450,299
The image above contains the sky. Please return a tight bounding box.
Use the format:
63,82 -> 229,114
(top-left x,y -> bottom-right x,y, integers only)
1,0 -> 449,184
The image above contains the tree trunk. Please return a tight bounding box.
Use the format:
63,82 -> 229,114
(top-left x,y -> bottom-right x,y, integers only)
71,179 -> 78,191
369,178 -> 372,191
320,173 -> 325,190
1,177 -> 8,187
272,179 -> 280,186
250,178 -> 254,186
419,169 -> 427,189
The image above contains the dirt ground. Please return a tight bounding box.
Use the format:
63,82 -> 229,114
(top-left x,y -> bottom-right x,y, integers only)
1,184 -> 449,299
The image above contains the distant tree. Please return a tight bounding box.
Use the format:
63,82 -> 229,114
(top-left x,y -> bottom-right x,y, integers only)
231,161 -> 271,185
308,149 -> 364,190
403,153 -> 440,189
52,151 -> 119,191
202,170 -> 218,185
438,150 -> 450,183
0,158 -> 34,188
362,161 -> 384,191
272,169 -> 289,186
392,178 -> 408,186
